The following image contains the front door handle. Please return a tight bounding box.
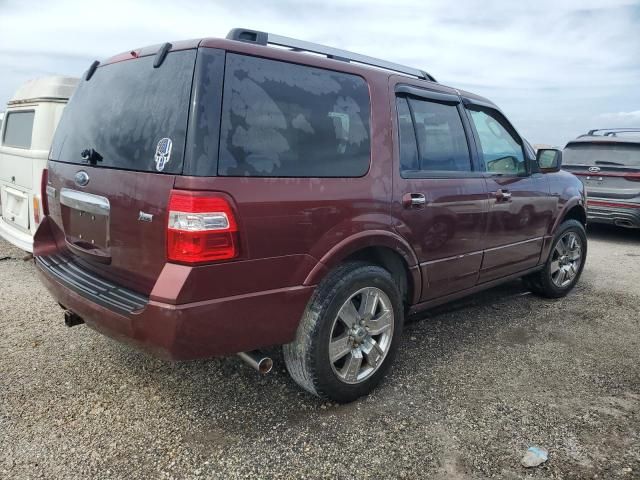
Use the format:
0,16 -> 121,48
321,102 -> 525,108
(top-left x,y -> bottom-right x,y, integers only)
494,189 -> 512,202
402,193 -> 427,208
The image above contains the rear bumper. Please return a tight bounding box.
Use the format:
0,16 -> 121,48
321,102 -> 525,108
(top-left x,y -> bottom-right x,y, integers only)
0,217 -> 33,252
35,255 -> 315,360
587,200 -> 640,229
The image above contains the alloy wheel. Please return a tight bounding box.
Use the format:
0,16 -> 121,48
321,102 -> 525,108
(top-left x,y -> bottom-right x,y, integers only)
328,287 -> 394,384
550,231 -> 583,288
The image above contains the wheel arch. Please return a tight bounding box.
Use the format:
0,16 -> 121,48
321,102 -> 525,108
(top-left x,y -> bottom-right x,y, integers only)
304,230 -> 421,305
551,198 -> 587,235
541,198 -> 587,264
561,203 -> 587,227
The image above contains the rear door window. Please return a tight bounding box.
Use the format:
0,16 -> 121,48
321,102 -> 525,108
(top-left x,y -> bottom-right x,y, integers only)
49,50 -> 196,174
396,98 -> 419,172
218,54 -> 371,177
3,111 -> 35,149
396,96 -> 472,175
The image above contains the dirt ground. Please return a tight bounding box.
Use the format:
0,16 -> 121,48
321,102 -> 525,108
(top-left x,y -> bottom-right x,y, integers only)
1,224 -> 638,479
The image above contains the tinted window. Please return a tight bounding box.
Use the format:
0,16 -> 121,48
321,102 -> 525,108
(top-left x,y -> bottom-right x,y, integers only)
468,108 -> 525,175
564,143 -> 640,168
397,96 -> 471,175
396,98 -> 419,171
3,111 -> 35,149
218,54 -> 370,177
50,50 -> 196,174
186,48 -> 225,176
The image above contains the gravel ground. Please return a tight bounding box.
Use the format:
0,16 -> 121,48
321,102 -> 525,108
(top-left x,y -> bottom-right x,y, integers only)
1,224 -> 639,479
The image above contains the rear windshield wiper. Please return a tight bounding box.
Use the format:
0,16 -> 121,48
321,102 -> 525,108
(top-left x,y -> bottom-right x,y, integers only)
81,148 -> 103,166
595,160 -> 625,166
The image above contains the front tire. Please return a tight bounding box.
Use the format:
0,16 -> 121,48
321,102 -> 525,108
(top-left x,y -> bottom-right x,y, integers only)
524,219 -> 587,298
283,262 -> 404,403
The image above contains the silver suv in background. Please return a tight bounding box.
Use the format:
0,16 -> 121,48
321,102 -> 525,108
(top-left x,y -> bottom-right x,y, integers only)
563,128 -> 640,229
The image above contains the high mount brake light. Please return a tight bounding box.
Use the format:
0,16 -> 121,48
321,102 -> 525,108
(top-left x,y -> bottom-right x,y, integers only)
167,190 -> 239,264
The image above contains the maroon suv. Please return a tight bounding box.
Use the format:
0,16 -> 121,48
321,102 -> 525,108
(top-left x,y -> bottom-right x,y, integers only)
34,28 -> 587,403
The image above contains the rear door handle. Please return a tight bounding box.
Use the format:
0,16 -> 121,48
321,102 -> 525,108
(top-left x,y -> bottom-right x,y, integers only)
402,193 -> 427,208
494,189 -> 512,202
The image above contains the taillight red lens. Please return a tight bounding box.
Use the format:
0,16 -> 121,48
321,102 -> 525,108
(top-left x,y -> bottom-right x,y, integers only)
41,168 -> 49,216
624,173 -> 640,182
167,190 -> 239,264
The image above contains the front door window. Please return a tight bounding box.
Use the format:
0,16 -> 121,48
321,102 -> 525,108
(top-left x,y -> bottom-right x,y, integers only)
468,108 -> 525,175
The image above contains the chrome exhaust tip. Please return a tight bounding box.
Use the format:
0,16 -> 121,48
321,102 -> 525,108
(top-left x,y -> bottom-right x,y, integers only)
615,219 -> 634,228
237,351 -> 273,374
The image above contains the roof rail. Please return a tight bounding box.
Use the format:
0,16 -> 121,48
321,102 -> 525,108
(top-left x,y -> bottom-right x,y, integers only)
604,128 -> 640,137
587,127 -> 640,136
226,28 -> 437,82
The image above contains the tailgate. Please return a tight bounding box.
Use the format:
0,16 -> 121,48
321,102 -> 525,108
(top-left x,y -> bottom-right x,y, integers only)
564,142 -> 640,200
44,47 -> 196,295
46,162 -> 175,294
564,165 -> 640,200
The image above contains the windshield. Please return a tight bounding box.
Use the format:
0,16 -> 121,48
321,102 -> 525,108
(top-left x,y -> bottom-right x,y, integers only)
50,50 -> 196,174
564,143 -> 640,168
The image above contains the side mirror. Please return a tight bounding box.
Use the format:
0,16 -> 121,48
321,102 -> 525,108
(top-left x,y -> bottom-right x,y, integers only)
537,148 -> 562,173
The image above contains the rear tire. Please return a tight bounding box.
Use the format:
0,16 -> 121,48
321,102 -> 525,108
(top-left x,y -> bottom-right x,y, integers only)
524,219 -> 587,298
283,262 -> 404,403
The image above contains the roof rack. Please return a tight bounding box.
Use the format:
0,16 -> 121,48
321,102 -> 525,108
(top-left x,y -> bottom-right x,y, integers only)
604,128 -> 640,137
604,129 -> 640,137
226,28 -> 437,82
586,127 -> 640,136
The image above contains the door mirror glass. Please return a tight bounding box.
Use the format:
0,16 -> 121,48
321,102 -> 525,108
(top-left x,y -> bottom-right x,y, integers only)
537,148 -> 562,172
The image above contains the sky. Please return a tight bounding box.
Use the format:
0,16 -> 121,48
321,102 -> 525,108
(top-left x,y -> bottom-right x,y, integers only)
1,0 -> 639,146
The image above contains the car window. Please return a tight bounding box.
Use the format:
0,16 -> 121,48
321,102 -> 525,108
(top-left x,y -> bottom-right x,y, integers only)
218,54 -> 371,177
396,97 -> 419,172
564,143 -> 640,168
397,96 -> 471,175
3,110 -> 35,149
468,108 -> 525,175
50,50 -> 195,174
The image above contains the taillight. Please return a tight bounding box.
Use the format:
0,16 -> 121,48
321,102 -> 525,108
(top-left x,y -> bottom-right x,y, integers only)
167,190 -> 239,264
624,173 -> 640,182
33,168 -> 49,226
41,168 -> 49,216
33,196 -> 41,225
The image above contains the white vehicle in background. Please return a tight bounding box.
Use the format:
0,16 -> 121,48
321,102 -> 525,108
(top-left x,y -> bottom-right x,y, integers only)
0,76 -> 78,251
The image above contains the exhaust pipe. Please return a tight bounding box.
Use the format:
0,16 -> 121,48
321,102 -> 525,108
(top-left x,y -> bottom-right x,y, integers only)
64,310 -> 84,327
615,219 -> 634,228
237,351 -> 273,374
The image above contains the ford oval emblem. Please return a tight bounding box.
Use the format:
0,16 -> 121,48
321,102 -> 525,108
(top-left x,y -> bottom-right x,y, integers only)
75,170 -> 90,187
588,166 -> 601,173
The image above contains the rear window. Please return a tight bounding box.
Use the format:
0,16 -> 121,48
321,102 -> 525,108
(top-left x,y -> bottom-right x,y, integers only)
3,111 -> 35,149
218,54 -> 371,177
564,143 -> 640,168
50,50 -> 196,174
